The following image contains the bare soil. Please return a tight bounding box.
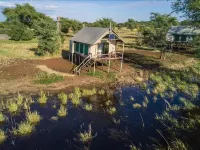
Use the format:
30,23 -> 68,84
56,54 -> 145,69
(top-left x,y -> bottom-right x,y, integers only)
0,50 -> 158,95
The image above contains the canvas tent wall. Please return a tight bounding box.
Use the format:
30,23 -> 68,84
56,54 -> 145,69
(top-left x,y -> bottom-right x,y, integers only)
166,26 -> 200,42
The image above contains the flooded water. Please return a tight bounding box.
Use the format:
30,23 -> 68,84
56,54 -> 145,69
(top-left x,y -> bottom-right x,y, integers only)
0,85 -> 197,150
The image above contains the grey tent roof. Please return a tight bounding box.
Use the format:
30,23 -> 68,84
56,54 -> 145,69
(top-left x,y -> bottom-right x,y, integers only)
71,27 -> 109,44
168,26 -> 200,35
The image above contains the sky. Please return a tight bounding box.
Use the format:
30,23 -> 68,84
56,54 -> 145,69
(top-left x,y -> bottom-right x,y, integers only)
0,0 -> 181,22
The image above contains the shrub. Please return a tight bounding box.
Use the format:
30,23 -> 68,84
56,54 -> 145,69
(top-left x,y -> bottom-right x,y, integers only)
7,102 -> 18,114
13,121 -> 34,136
58,92 -> 68,105
107,107 -> 117,115
35,72 -> 64,84
57,105 -> 67,117
0,130 -> 6,144
82,88 -> 96,96
38,91 -> 48,104
26,111 -> 41,124
84,104 -> 93,111
0,113 -> 6,123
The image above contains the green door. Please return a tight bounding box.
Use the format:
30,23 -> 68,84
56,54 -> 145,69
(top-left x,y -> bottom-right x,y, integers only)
80,43 -> 83,54
84,44 -> 88,55
76,42 -> 79,52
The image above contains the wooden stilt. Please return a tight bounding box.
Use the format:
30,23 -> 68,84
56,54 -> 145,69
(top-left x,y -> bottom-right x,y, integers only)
108,59 -> 111,73
72,53 -> 74,63
120,43 -> 124,72
94,59 -> 96,74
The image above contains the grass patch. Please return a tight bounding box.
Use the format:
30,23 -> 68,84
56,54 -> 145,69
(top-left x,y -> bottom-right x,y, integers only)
13,121 -> 34,136
26,111 -> 41,125
86,71 -> 116,81
0,130 -> 6,144
38,91 -> 48,104
58,92 -> 68,105
0,113 -> 6,123
77,124 -> 95,143
7,102 -> 18,114
35,72 -> 64,84
107,107 -> 117,115
84,104 -> 93,111
57,105 -> 67,117
82,88 -> 96,96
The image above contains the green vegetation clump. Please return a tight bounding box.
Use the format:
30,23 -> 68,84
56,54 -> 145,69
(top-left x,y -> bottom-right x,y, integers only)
35,72 -> 64,84
130,96 -> 135,101
133,103 -> 142,109
17,93 -> 23,106
84,104 -> 93,111
107,107 -> 117,115
57,105 -> 67,117
58,92 -> 68,105
77,124 -> 95,143
0,113 -> 6,123
26,111 -> 41,124
98,89 -> 105,95
7,102 -> 18,114
38,91 -> 48,104
13,121 -> 34,136
71,87 -> 81,106
82,88 -> 96,96
0,130 -> 6,144
105,100 -> 112,106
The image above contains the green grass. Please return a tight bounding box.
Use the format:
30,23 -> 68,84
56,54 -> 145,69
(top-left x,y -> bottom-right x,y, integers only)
84,104 -> 93,111
7,102 -> 18,114
0,130 -> 6,144
82,88 -> 96,96
38,91 -> 48,104
35,72 -> 64,84
77,124 -> 94,143
57,105 -> 67,117
133,103 -> 142,109
58,92 -> 68,105
26,111 -> 41,124
107,107 -> 117,115
13,121 -> 35,136
0,113 -> 6,123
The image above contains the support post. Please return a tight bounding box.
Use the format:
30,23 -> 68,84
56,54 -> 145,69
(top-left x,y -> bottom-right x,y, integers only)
79,55 -> 80,64
72,53 -> 74,63
120,42 -> 124,72
69,53 -> 71,62
93,59 -> 96,74
108,59 -> 111,73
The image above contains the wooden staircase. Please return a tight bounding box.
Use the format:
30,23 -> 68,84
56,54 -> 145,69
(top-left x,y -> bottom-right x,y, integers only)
73,54 -> 94,75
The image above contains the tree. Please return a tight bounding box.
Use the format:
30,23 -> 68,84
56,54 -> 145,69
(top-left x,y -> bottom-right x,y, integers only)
171,0 -> 200,26
125,19 -> 137,30
3,4 -> 61,55
92,18 -> 117,28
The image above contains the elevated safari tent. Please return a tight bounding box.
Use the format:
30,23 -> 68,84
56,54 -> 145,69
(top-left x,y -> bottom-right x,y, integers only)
69,27 -> 125,74
166,26 -> 200,50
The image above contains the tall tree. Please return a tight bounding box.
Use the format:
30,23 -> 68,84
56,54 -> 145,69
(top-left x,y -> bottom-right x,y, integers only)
92,18 -> 116,28
125,19 -> 137,30
171,0 -> 200,26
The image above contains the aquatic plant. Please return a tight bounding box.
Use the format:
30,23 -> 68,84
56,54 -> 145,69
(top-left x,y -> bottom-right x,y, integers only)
105,100 -> 112,106
107,107 -> 117,115
58,92 -> 68,105
74,87 -> 81,98
71,95 -> 81,106
17,93 -> 23,106
144,96 -> 149,104
13,121 -> 34,136
0,113 -> 6,123
68,93 -> 74,99
77,124 -> 96,143
133,103 -> 142,109
50,116 -> 58,121
84,104 -> 93,111
130,144 -> 140,150
38,91 -> 48,104
142,101 -> 148,108
57,105 -> 67,117
130,96 -> 135,101
98,89 -> 105,95
23,102 -> 30,111
26,111 -> 41,124
82,88 -> 96,96
7,102 -> 18,114
0,130 -> 6,144
146,89 -> 151,95
153,96 -> 158,102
